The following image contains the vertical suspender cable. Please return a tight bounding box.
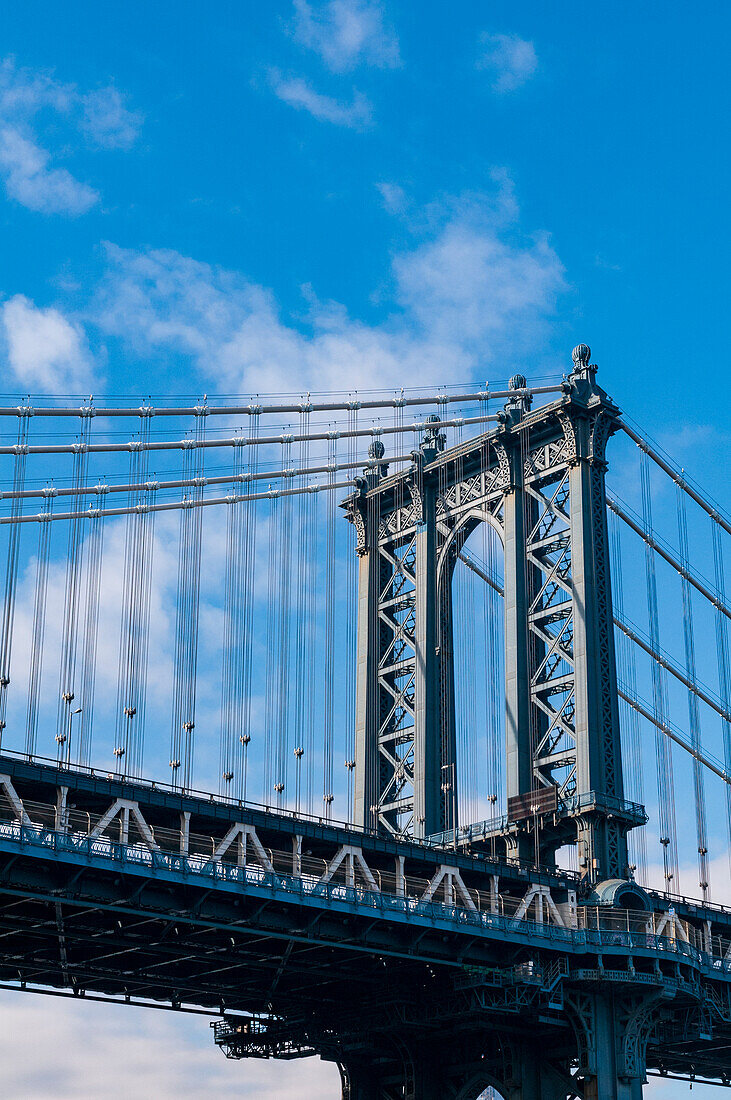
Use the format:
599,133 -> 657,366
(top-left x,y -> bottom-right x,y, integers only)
323,434 -> 337,820
115,415 -> 156,775
237,412 -> 259,803
711,523 -> 731,878
77,485 -> 105,766
304,421 -> 318,815
0,413 -> 29,744
219,441 -> 246,794
344,406 -> 358,819
170,408 -> 206,789
640,453 -> 679,891
56,416 -> 91,762
610,511 -> 647,883
292,410 -> 310,809
275,440 -> 293,807
263,490 -> 280,802
677,486 -> 710,900
25,491 -> 53,756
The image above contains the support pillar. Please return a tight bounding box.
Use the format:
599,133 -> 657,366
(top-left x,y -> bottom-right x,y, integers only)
413,474 -> 447,838
354,542 -> 381,831
568,991 -> 657,1100
500,400 -> 536,864
564,366 -> 627,881
503,480 -> 533,808
342,1065 -> 380,1100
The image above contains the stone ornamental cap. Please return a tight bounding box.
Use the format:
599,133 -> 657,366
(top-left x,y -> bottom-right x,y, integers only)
509,373 -> 527,391
368,440 -> 385,459
572,344 -> 591,366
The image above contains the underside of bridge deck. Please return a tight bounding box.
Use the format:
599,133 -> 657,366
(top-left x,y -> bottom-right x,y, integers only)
0,823 -> 729,1099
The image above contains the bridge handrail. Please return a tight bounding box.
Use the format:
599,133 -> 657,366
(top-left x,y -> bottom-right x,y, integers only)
8,780 -> 731,922
1,749 -> 587,882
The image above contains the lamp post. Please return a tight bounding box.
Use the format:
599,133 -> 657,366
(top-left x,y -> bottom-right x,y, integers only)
240,733 -> 251,803
345,759 -> 355,822
56,706 -> 82,767
441,762 -> 457,850
294,747 -> 304,815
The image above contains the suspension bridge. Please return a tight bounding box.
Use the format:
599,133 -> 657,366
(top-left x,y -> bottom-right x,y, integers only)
0,344 -> 729,1097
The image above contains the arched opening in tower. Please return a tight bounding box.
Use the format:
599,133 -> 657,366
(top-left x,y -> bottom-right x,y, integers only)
451,519 -> 505,830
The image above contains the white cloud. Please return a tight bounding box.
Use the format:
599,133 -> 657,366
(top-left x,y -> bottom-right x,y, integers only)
0,991 -> 340,1099
376,180 -> 406,213
81,85 -> 143,150
0,57 -> 140,214
0,58 -> 72,117
93,175 -> 565,395
393,217 -> 562,349
292,0 -> 400,72
269,71 -> 372,127
0,126 -> 98,215
477,33 -> 537,93
0,294 -> 95,392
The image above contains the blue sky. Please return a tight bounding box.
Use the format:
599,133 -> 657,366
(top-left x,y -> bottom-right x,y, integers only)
0,2 -> 729,1096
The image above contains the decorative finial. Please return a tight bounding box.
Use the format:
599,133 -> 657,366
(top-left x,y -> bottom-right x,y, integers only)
368,440 -> 385,460
425,414 -> 441,425
509,374 -> 527,391
572,344 -> 591,367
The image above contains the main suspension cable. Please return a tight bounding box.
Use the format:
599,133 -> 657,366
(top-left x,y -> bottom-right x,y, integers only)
0,413 -> 499,457
2,478 -> 357,524
0,384 -> 561,420
0,453 -> 413,503
620,419 -> 731,539
618,681 -> 731,787
607,494 -> 731,622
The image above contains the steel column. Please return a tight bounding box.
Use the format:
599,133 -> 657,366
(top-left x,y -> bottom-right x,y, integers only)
354,542 -> 381,831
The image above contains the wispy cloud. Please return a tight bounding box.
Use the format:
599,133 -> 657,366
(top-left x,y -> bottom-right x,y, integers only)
292,0 -> 400,72
376,180 -> 407,213
269,70 -> 372,127
0,57 -> 142,214
92,174 -> 565,395
80,85 -> 143,150
0,127 -> 98,215
0,294 -> 95,391
477,33 -> 537,93
0,991 -> 340,1099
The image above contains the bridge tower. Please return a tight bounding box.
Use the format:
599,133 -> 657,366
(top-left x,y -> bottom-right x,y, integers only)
347,346 -> 641,881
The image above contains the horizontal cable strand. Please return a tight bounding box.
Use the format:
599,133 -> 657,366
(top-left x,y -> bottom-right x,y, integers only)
0,385 -> 561,420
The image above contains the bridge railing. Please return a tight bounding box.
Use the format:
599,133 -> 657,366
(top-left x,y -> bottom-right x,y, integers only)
2,749 -> 367,833
1,750 -> 589,882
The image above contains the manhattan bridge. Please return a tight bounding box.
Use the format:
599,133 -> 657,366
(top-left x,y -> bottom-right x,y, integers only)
0,345 -> 729,1097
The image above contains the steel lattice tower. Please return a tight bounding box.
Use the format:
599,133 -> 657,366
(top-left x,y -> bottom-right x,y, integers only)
347,345 -> 643,881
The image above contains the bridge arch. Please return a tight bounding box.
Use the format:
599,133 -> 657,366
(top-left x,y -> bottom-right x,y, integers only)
436,503 -> 505,586
454,1074 -> 506,1100
446,514 -> 506,830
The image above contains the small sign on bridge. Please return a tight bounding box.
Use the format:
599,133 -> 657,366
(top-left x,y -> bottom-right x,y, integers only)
507,786 -> 558,822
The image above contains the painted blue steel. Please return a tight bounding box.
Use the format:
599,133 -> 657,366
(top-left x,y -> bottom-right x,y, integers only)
1,819 -> 729,982
428,792 -> 649,849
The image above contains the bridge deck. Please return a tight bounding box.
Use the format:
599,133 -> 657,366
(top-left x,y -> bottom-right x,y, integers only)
0,754 -> 730,1087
